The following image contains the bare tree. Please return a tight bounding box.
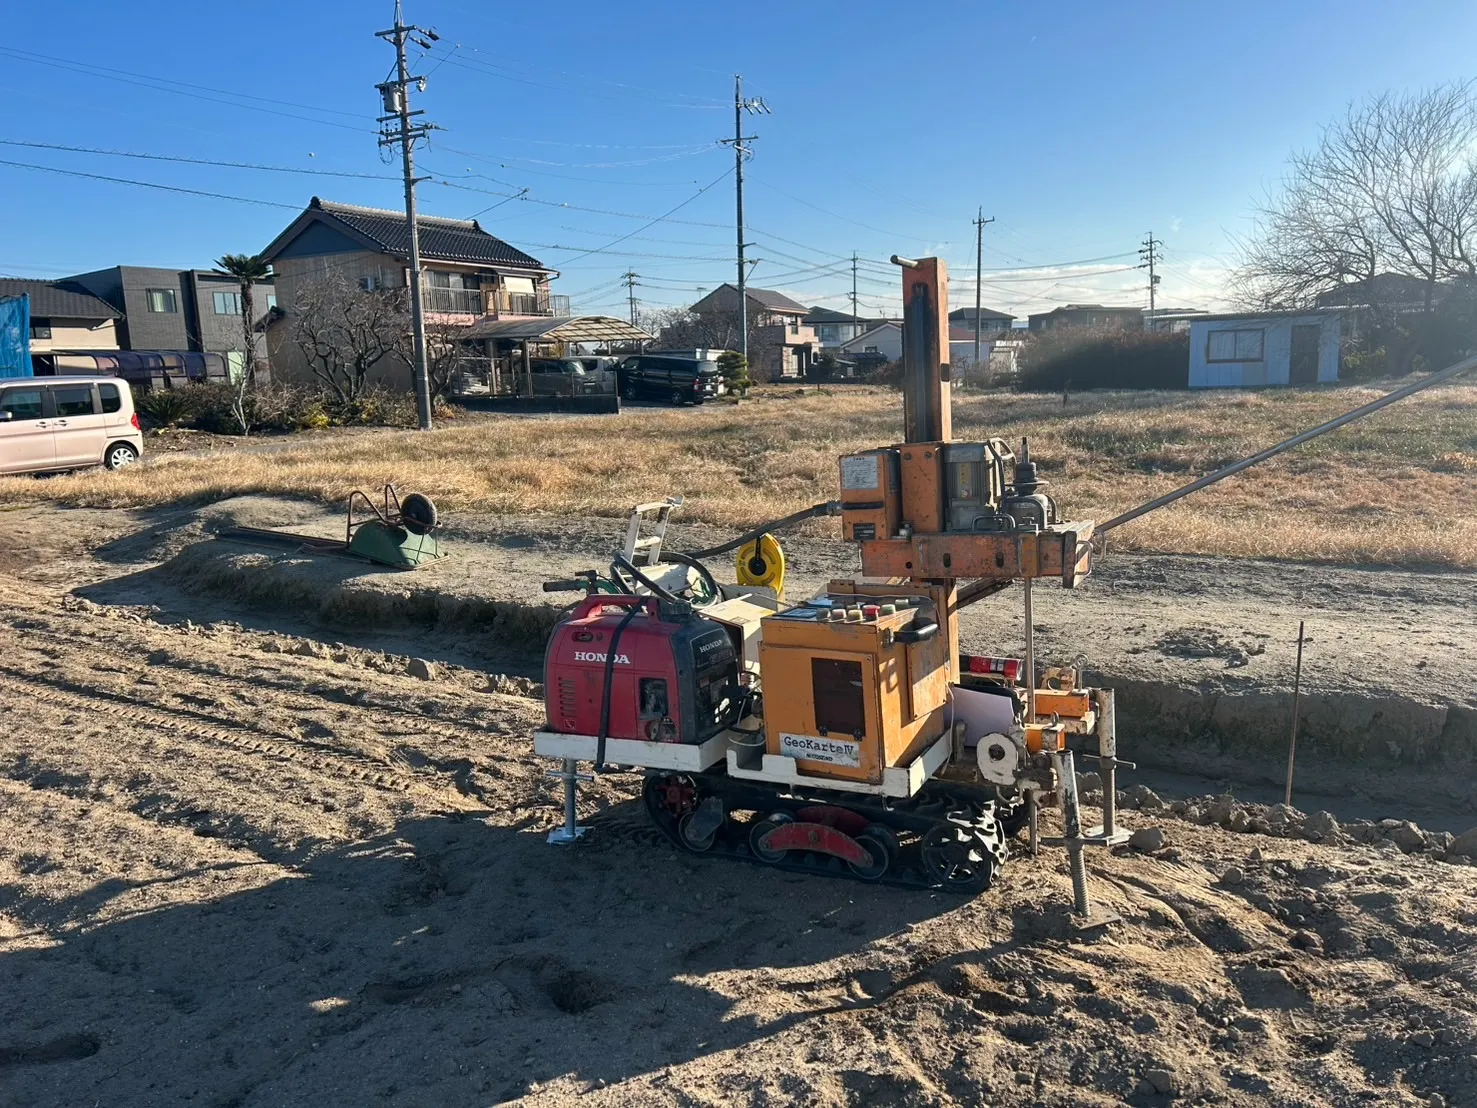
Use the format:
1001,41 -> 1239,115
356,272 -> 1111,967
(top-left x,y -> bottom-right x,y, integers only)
639,306 -> 786,382
1236,81 -> 1477,373
424,321 -> 475,399
291,274 -> 411,404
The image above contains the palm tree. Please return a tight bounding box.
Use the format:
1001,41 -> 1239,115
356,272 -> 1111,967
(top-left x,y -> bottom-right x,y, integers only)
214,253 -> 272,434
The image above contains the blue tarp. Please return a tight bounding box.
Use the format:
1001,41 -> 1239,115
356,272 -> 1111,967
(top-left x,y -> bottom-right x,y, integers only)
0,294 -> 31,378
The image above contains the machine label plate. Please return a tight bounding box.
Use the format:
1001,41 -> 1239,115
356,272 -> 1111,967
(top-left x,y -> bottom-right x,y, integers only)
840,455 -> 880,491
780,733 -> 862,767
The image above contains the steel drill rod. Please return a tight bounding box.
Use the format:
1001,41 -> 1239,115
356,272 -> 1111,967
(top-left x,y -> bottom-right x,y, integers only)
1098,353 -> 1477,535
1022,575 -> 1036,722
1285,621 -> 1306,807
684,500 -> 840,560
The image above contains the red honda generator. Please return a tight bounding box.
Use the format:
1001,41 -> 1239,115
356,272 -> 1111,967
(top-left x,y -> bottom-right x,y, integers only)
543,595 -> 742,745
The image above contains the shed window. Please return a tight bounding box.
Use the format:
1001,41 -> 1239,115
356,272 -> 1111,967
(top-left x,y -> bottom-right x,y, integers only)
1207,328 -> 1264,362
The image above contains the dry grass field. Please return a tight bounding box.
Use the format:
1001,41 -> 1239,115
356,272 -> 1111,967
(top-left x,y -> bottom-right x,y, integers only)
3,383 -> 1474,566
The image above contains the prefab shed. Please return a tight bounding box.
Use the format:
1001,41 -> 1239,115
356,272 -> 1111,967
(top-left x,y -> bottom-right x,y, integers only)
1188,309 -> 1343,388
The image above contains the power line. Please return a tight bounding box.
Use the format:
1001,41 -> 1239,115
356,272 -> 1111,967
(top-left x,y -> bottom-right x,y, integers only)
0,139 -> 397,179
0,45 -> 372,132
426,166 -> 732,228
434,50 -> 726,110
752,179 -> 930,241
544,168 -> 733,265
0,157 -> 299,208
465,187 -> 529,219
523,243 -> 730,262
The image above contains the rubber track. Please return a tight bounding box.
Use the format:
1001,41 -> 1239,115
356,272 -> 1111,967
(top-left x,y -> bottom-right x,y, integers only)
637,774 -> 1009,893
0,667 -> 473,807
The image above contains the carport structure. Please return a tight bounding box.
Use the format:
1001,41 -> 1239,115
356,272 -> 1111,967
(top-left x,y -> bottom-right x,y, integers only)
462,315 -> 652,396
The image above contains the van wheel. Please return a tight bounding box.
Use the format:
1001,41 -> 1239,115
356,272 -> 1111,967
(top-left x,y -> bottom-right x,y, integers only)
669,388 -> 686,405
104,443 -> 139,470
621,382 -> 638,401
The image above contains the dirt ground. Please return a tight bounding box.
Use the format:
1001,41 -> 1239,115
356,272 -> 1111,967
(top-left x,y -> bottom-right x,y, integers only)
2,500 -> 1477,1107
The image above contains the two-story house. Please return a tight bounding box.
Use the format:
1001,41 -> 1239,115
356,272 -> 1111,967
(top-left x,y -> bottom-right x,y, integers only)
62,265 -> 276,378
948,306 -> 1015,337
803,307 -> 878,349
0,278 -> 121,373
260,197 -> 565,390
689,284 -> 815,380
1027,304 -> 1143,331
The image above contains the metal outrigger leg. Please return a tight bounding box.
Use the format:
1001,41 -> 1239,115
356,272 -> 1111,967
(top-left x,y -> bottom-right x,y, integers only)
546,758 -> 591,844
1049,746 -> 1122,927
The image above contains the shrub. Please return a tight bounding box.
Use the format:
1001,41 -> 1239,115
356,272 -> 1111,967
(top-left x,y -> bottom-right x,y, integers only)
1340,345 -> 1389,382
135,388 -> 193,428
871,359 -> 903,389
1017,328 -> 1190,391
716,350 -> 751,396
136,382 -> 424,435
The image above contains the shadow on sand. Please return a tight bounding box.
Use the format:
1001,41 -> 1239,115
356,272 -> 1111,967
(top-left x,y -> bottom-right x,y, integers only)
0,801 -> 1056,1106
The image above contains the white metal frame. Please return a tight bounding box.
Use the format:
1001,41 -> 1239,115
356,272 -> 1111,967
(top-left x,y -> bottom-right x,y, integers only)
533,729 -> 729,772
725,730 -> 953,798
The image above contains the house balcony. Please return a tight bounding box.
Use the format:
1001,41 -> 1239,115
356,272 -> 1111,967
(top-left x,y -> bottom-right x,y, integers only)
754,322 -> 817,347
419,282 -> 573,325
483,289 -> 571,318
422,285 -> 483,314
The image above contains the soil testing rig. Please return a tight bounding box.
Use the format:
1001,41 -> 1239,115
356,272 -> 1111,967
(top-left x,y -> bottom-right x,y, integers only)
532,255 -> 1477,912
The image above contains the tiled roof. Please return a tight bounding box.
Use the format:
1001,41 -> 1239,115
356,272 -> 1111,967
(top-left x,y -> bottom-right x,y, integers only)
949,306 -> 1014,321
744,285 -> 810,313
804,306 -> 867,323
0,278 -> 121,320
303,197 -> 546,269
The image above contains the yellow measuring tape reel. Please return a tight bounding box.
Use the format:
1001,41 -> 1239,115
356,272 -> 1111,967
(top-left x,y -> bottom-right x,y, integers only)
735,533 -> 786,601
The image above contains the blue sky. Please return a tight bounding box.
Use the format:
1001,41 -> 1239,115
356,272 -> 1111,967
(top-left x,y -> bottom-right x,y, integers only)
2,0 -> 1474,319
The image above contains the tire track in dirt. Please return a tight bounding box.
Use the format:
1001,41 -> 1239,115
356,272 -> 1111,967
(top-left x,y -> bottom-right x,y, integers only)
0,609 -> 534,749
0,668 -> 481,811
0,600 -> 560,823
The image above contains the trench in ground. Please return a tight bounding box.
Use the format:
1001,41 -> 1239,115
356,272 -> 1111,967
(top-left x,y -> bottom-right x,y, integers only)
110,538 -> 1477,833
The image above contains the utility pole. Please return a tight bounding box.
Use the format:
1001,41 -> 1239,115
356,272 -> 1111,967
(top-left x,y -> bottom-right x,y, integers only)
1139,232 -> 1163,327
376,1 -> 439,431
722,75 -> 770,367
851,251 -> 859,330
972,207 -> 995,370
623,270 -> 639,326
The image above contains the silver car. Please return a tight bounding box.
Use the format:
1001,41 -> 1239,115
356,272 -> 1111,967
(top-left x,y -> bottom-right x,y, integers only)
528,358 -> 614,398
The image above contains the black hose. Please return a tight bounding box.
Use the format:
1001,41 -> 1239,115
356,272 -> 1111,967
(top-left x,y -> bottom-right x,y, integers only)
610,554 -> 685,604
595,602 -> 643,774
654,549 -> 721,603
683,500 -> 840,560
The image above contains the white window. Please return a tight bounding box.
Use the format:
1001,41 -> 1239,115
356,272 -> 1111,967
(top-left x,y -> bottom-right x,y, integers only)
358,275 -> 381,292
212,291 -> 243,315
146,288 -> 178,313
1206,328 -> 1264,362
865,345 -> 879,353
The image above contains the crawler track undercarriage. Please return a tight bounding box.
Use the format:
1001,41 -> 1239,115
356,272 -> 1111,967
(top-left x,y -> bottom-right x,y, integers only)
642,770 -> 1023,893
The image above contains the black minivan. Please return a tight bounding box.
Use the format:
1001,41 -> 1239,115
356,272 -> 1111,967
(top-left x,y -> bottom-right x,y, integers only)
616,354 -> 723,405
